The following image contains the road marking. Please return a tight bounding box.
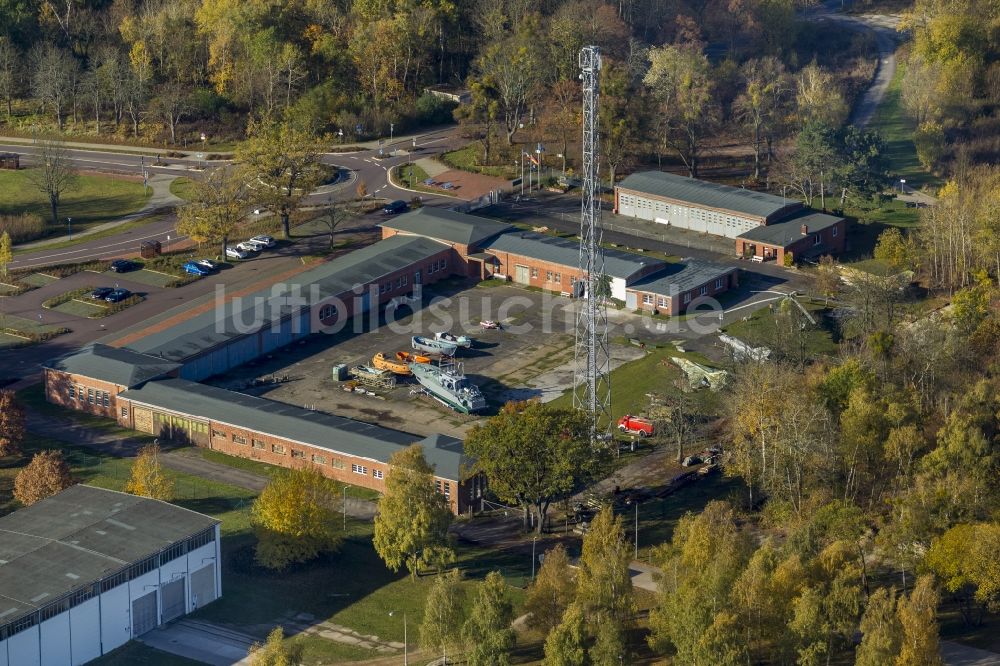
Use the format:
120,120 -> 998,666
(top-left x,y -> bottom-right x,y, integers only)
13,228 -> 188,267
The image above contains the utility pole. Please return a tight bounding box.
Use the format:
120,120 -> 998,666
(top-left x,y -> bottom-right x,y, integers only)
573,45 -> 612,445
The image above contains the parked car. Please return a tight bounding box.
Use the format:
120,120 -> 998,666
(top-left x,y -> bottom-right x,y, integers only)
249,235 -> 276,248
382,200 -> 408,215
194,259 -> 219,272
242,239 -> 269,251
105,288 -> 132,303
617,414 -> 654,437
109,259 -> 137,273
88,287 -> 113,300
235,241 -> 260,253
226,247 -> 248,260
182,261 -> 211,276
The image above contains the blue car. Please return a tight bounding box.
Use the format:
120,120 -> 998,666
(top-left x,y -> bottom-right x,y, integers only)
182,261 -> 211,276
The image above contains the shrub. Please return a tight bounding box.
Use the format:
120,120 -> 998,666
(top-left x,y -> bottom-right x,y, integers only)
414,92 -> 458,125
101,294 -> 143,316
42,287 -> 95,309
0,213 -> 46,243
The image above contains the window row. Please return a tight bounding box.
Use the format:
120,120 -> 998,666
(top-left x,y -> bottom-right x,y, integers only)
69,385 -> 110,408
427,258 -> 448,274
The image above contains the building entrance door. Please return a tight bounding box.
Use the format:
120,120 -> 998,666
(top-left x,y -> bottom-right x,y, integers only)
514,265 -> 530,285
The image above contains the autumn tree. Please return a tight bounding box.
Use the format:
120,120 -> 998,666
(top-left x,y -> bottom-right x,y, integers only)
0,390 -> 27,457
644,44 -> 717,177
542,603 -> 586,666
26,141 -> 79,227
896,576 -> 943,666
373,444 -> 454,577
648,389 -> 698,463
795,62 -> 847,128
247,626 -> 303,666
176,166 -> 248,258
524,543 -> 575,633
856,587 -> 902,666
420,568 -> 466,660
463,571 -> 516,666
577,506 -> 635,628
0,231 -> 11,278
236,118 -> 324,238
648,501 -> 751,662
734,56 -> 789,180
250,466 -> 341,570
475,17 -> 542,146
30,45 -> 76,130
125,443 -> 173,500
0,37 -> 17,120
464,400 -> 594,532
13,450 -> 73,505
927,522 -> 1000,625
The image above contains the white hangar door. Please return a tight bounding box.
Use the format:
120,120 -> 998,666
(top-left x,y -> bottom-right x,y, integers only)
161,578 -> 186,623
100,584 -> 131,654
132,591 -> 158,637
190,564 -> 217,610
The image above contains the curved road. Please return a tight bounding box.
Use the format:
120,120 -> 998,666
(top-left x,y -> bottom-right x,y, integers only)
806,0 -> 902,128
1,126 -> 466,270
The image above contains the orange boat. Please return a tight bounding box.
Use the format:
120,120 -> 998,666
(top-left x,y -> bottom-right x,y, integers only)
373,352 -> 412,375
395,351 -> 431,365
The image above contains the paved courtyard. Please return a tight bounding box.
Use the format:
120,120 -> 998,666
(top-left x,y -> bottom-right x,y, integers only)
204,282 -> 681,439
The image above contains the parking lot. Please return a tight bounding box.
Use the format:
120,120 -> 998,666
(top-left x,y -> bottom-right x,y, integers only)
204,282 -> 672,439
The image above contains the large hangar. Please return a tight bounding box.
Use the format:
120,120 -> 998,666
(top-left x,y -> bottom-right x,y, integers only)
0,486 -> 221,666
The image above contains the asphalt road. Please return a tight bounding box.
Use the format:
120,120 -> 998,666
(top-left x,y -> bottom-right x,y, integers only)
4,126 -> 468,271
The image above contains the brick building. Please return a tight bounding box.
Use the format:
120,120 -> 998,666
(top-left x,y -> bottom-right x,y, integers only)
614,171 -> 847,264
626,259 -> 740,316
734,210 -> 846,265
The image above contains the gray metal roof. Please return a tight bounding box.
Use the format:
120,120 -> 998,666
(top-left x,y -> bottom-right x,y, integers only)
737,210 -> 844,247
0,485 -> 218,628
380,207 -> 513,248
125,235 -> 447,362
43,343 -> 180,387
482,231 -> 661,280
119,378 -> 467,480
628,259 -> 738,297
618,171 -> 800,220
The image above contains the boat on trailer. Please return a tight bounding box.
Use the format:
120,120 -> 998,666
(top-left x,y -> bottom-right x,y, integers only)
396,351 -> 431,364
411,335 -> 458,357
372,352 -> 412,375
409,360 -> 486,413
434,331 -> 473,348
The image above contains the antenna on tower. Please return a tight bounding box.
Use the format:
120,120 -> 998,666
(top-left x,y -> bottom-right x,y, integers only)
573,45 -> 612,445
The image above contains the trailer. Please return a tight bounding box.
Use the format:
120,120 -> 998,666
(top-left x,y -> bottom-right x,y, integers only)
349,364 -> 397,390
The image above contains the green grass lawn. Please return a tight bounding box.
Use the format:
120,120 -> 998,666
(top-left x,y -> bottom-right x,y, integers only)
441,144 -> 518,179
16,384 -> 158,442
396,162 -> 431,188
13,214 -> 166,255
0,169 -> 151,238
0,282 -> 21,294
169,177 -> 196,201
1,313 -> 68,336
721,301 -> 838,358
18,272 -> 59,287
53,298 -> 109,317
868,59 -> 942,191
0,331 -> 28,348
547,343 -> 714,421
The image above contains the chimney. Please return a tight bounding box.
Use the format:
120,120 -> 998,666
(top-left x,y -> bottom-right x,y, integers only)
800,224 -> 809,235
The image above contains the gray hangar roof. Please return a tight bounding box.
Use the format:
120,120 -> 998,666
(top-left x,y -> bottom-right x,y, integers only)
43,343 -> 181,387
0,485 -> 218,629
618,171 -> 800,220
737,210 -> 844,247
119,378 -> 469,480
124,234 -> 447,362
627,258 -> 738,296
481,231 -> 662,280
380,207 -> 513,247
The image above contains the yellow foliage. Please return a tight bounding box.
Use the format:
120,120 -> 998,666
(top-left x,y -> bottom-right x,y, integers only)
125,443 -> 173,500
